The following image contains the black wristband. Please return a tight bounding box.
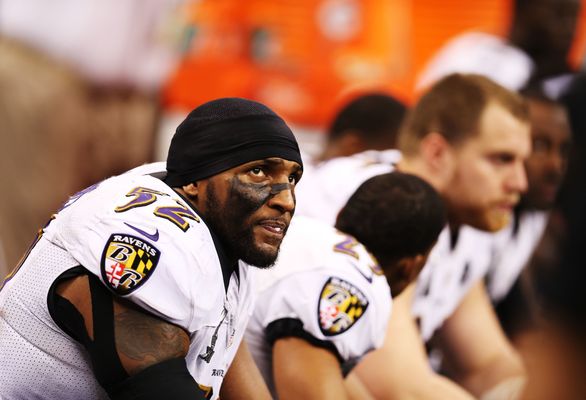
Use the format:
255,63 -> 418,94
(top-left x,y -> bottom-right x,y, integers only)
109,358 -> 208,400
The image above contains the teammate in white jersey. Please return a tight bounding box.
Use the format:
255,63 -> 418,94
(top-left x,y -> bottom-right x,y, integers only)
0,98 -> 303,400
295,149 -> 401,225
296,92 -> 405,223
247,172 -> 446,399
351,74 -> 532,400
294,74 -> 531,399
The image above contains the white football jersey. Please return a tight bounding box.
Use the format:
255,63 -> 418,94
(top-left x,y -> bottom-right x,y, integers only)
0,163 -> 255,400
294,150 -> 400,225
412,226 -> 493,342
293,151 -> 493,351
246,217 -> 392,397
486,211 -> 548,302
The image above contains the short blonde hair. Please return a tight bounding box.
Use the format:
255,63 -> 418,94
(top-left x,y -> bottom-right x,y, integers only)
398,74 -> 529,155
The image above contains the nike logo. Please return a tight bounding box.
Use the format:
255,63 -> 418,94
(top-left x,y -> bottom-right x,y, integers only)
348,260 -> 373,283
124,222 -> 159,242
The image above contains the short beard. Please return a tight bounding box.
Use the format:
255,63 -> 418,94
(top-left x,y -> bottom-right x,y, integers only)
203,182 -> 279,269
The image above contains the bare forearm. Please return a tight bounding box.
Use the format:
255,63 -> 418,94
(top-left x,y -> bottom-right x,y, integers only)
425,374 -> 477,400
350,285 -> 475,400
353,366 -> 475,400
345,372 -> 375,400
221,342 -> 271,400
455,352 -> 525,398
438,282 -> 526,398
273,337 -> 350,400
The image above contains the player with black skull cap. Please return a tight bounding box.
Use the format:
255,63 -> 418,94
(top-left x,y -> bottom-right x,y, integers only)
0,98 -> 303,400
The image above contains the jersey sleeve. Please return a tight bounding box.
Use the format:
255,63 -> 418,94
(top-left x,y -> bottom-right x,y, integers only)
48,175 -> 223,334
257,269 -> 388,364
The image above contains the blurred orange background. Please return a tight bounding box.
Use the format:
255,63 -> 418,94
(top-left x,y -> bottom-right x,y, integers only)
163,0 -> 586,129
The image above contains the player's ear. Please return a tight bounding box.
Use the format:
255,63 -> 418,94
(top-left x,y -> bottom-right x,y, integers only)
420,131 -> 456,188
181,182 -> 200,198
180,180 -> 211,212
389,253 -> 429,296
410,253 -> 428,274
420,131 -> 451,171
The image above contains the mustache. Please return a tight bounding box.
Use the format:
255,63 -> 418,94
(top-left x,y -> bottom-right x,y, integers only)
257,217 -> 290,230
500,194 -> 521,207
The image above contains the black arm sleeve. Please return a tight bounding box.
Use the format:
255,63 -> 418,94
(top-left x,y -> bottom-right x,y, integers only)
109,358 -> 207,400
266,318 -> 344,364
49,268 -> 207,399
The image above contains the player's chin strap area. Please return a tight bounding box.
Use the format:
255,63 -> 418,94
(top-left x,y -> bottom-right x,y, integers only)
49,267 -> 207,400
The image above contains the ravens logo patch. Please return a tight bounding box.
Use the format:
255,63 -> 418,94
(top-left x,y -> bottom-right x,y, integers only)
318,276 -> 369,336
100,234 -> 161,295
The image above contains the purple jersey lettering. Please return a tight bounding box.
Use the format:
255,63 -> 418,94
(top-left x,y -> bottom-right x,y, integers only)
115,187 -> 169,213
333,236 -> 360,259
154,200 -> 200,232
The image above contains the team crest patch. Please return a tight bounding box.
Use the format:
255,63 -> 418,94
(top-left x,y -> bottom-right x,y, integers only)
101,234 -> 161,295
318,277 -> 369,336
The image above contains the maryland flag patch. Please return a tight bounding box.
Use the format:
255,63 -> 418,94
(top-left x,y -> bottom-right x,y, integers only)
101,234 -> 161,295
318,277 -> 369,336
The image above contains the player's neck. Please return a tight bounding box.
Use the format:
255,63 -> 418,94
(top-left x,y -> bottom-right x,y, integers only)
397,156 -> 444,193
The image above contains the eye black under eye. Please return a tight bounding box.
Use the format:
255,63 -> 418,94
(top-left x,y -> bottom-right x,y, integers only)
289,172 -> 302,184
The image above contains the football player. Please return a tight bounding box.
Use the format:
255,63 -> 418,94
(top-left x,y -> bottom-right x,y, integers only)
246,172 -> 446,399
0,98 -> 303,400
294,74 -> 531,399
